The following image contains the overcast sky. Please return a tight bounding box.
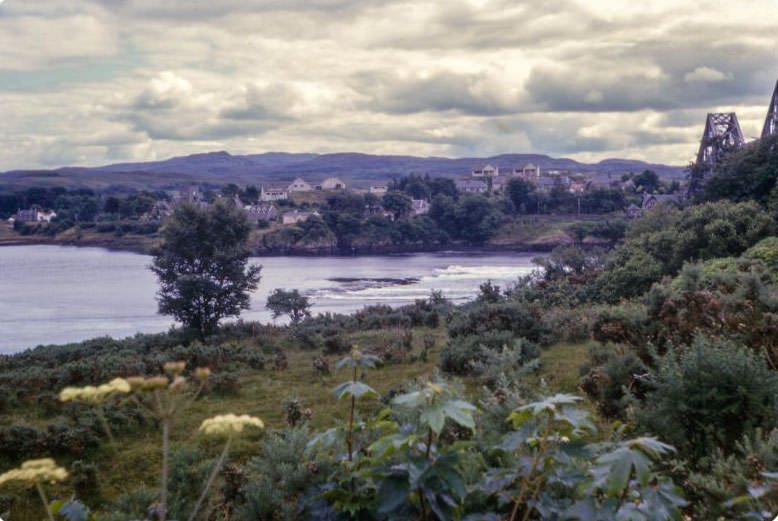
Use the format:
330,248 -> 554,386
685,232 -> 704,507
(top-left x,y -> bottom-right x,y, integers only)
1,0 -> 778,170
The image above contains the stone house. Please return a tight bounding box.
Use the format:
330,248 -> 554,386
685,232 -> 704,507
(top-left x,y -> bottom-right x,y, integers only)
471,164 -> 499,178
246,203 -> 279,224
319,177 -> 347,190
288,178 -> 313,192
260,186 -> 289,202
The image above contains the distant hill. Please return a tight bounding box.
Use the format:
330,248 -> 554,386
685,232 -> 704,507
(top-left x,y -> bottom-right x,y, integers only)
0,151 -> 686,191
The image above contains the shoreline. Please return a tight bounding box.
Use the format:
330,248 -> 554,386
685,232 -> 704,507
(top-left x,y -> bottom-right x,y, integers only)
0,233 -> 575,256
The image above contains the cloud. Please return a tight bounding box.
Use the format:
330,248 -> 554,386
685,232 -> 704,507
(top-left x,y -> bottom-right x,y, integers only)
1,0 -> 778,170
684,66 -> 731,83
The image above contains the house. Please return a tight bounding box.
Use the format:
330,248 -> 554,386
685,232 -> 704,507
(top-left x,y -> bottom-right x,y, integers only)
455,180 -> 488,193
568,181 -> 587,194
471,164 -> 499,178
174,186 -> 203,203
282,210 -> 319,225
319,177 -> 346,190
369,185 -> 388,195
13,208 -> 57,223
288,178 -> 313,192
246,203 -> 279,224
13,209 -> 39,222
260,186 -> 289,202
624,203 -> 642,218
535,176 -> 572,191
411,199 -> 430,216
514,163 -> 541,179
141,200 -> 173,222
641,193 -> 683,211
491,177 -> 509,193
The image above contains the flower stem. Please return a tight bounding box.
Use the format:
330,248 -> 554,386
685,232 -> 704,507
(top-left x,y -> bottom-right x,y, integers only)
36,482 -> 55,521
188,437 -> 231,521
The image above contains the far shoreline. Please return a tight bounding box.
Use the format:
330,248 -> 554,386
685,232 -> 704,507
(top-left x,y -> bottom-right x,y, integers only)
0,233 -> 572,257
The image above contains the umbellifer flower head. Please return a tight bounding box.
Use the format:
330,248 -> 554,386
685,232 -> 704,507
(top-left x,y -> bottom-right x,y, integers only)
164,361 -> 187,376
199,414 -> 264,436
0,458 -> 68,486
59,378 -> 131,403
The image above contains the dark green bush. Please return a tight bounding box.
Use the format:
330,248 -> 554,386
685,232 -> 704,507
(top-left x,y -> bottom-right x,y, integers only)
441,331 -> 532,375
580,349 -> 648,418
638,338 -> 778,460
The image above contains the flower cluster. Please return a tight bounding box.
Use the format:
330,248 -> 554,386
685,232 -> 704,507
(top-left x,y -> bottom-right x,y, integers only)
0,459 -> 68,486
199,414 -> 264,436
58,378 -> 131,403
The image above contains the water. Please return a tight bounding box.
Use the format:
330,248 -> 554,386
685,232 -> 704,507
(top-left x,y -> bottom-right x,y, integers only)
0,245 -> 540,353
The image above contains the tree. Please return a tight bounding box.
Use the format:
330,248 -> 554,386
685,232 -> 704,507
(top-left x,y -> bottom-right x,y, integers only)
506,178 -> 535,213
382,191 -> 413,217
266,289 -> 311,324
151,200 -> 261,337
633,169 -> 661,193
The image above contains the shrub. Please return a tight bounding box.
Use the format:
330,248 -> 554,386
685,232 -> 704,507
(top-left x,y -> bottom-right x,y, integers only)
239,427 -> 323,521
638,338 -> 778,459
70,460 -> 102,506
468,339 -> 540,388
208,372 -> 241,395
580,349 -> 648,419
591,303 -> 651,349
440,331 -> 536,375
447,301 -> 551,345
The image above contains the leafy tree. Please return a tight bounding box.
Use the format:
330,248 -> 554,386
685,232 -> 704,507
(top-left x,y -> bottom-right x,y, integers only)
702,134 -> 778,207
506,178 -> 536,213
597,200 -> 774,301
266,289 -> 312,324
150,200 -> 261,337
633,169 -> 661,192
382,191 -> 413,217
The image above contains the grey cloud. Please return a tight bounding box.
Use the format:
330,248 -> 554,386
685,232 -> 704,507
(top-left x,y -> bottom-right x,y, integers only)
355,71 -> 526,116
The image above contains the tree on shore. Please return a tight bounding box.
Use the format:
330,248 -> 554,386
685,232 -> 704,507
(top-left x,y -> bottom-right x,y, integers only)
151,199 -> 261,337
266,289 -> 311,324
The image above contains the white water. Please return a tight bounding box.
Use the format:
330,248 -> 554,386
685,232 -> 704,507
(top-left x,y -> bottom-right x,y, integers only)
0,245 -> 539,353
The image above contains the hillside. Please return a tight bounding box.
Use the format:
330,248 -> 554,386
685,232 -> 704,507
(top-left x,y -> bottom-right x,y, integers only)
0,151 -> 686,191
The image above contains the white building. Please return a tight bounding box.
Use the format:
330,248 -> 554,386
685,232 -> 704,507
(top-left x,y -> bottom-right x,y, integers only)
411,199 -> 430,216
319,177 -> 347,190
260,186 -> 289,202
515,163 -> 541,179
288,178 -> 313,192
471,164 -> 499,178
282,210 -> 319,225
369,185 -> 388,195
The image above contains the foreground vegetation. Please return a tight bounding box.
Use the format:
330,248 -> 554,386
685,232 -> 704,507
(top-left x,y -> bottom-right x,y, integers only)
4,137 -> 778,520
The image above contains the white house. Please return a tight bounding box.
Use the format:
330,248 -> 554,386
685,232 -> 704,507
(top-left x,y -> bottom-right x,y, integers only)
471,164 -> 499,178
282,210 -> 319,225
288,178 -> 313,192
411,199 -> 430,216
13,208 -> 57,223
369,185 -> 388,195
517,163 -> 541,178
319,177 -> 347,190
246,204 -> 279,224
260,186 -> 289,202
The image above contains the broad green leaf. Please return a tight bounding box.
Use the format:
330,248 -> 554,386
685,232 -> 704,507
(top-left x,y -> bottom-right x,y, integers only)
333,381 -> 378,401
376,475 -> 410,515
421,402 -> 447,434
